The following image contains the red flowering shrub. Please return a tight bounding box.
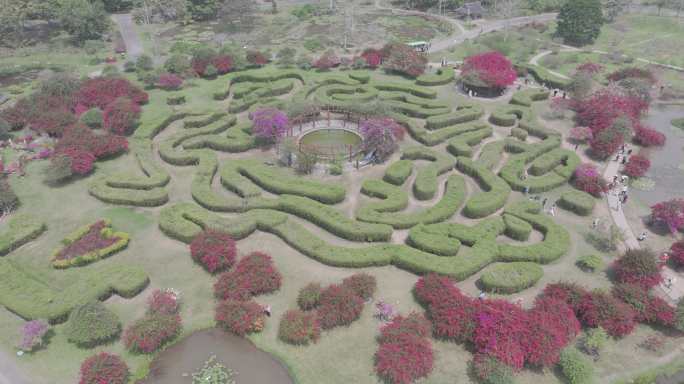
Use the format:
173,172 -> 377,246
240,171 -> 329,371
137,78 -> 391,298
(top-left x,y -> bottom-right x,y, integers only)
429,292 -> 481,342
246,50 -> 268,66
633,125 -> 666,147
574,88 -> 648,135
191,57 -> 211,77
647,296 -> 676,327
650,198 -> 684,234
360,117 -> 405,162
532,297 -> 582,342
539,282 -> 589,313
381,43 -> 427,77
361,49 -> 382,68
341,273 -> 376,300
147,289 -> 180,316
103,97 -> 141,135
249,107 -> 289,140
55,124 -> 128,159
569,126 -> 592,143
613,284 -> 676,327
314,50 -> 340,70
317,284 -> 364,329
472,299 -> 529,370
607,67 -> 656,84
123,313 -> 182,353
670,240 -> 684,267
2,95 -> 76,136
189,230 -> 237,273
297,282 -> 322,310
573,163 -> 608,197
461,51 -> 517,89
613,248 -> 663,289
577,290 -> 636,337
79,352 -> 129,384
211,55 -> 233,74
214,251 -> 282,300
375,333 -> 434,384
576,62 -> 603,75
156,73 -> 184,90
278,309 -> 321,345
74,77 -> 148,109
378,312 -> 431,344
413,273 -> 461,307
215,299 -> 265,336
623,154 -> 651,178
60,147 -> 96,175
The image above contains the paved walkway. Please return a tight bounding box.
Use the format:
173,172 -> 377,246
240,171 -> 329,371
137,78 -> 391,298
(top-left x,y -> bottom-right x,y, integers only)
0,348 -> 31,384
112,14 -> 144,59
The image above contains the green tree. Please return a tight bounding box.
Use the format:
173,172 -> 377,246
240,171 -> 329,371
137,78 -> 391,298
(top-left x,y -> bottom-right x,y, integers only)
604,0 -> 629,22
556,0 -> 605,46
103,0 -> 134,12
187,0 -> 219,21
276,47 -> 297,67
57,0 -> 110,43
526,0 -> 563,12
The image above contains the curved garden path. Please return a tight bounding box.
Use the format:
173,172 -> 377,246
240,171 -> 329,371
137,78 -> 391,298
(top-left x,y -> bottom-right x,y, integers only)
112,13 -> 144,59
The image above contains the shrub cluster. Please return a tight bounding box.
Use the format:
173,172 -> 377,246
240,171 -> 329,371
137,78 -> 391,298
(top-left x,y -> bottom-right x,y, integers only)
612,283 -> 675,327
381,42 -> 427,77
479,262 -> 543,294
633,124 -> 666,147
623,153 -> 651,177
189,230 -> 237,273
215,299 -> 265,336
461,51 -> 516,89
572,163 -> 608,197
17,319 -> 49,352
558,190 -> 596,216
79,352 -> 129,384
613,248 -> 663,289
670,240 -> 684,268
375,313 -> 434,384
341,272 -> 377,300
558,347 -> 594,384
297,282 -> 322,311
214,251 -> 282,301
123,290 -> 181,354
317,284 -> 364,329
65,302 -> 121,348
278,309 -> 321,345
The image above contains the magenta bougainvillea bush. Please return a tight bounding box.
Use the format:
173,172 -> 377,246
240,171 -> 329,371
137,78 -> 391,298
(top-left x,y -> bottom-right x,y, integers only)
103,97 -> 141,136
189,230 -> 237,273
381,43 -> 427,77
214,251 -> 282,301
613,249 -> 663,289
360,117 -> 405,161
79,352 -> 129,384
249,107 -> 289,141
670,240 -> 684,268
461,51 -> 517,89
633,124 -> 666,147
572,163 -> 608,197
623,154 -> 651,178
18,320 -> 49,352
123,290 -> 182,353
215,299 -> 265,336
156,73 -> 184,90
650,198 -> 684,234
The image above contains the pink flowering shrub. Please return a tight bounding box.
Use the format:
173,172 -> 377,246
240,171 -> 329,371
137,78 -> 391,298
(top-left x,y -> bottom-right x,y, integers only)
249,108 -> 289,141
375,314 -> 434,384
569,126 -> 592,143
461,51 -> 517,89
573,163 -> 608,197
18,320 -> 49,352
576,62 -> 603,75
360,117 -> 405,162
189,230 -> 237,273
650,198 -> 684,234
633,124 -> 666,147
156,73 -> 184,90
623,154 -> 650,178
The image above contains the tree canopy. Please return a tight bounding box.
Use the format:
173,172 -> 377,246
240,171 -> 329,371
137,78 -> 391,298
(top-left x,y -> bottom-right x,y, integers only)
555,0 -> 605,46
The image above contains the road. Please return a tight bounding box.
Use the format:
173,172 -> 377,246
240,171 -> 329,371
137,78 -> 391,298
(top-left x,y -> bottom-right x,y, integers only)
112,13 -> 144,59
0,348 -> 31,384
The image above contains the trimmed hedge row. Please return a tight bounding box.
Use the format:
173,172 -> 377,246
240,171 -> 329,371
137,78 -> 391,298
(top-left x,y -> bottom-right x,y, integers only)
384,160 -> 413,185
526,64 -> 571,90
184,113 -> 225,128
479,262 -> 544,294
456,157 -> 511,218
415,69 -> 455,86
425,104 -> 484,130
417,121 -> 489,147
510,127 -> 528,141
384,99 -> 451,119
446,126 -> 492,157
183,121 -> 257,153
402,146 -> 454,200
51,219 -> 130,269
489,105 -> 529,127
503,213 -> 532,241
477,140 -> 505,170
229,69 -> 305,85
510,88 -> 550,107
558,190 -> 596,216
228,80 -> 295,113
357,175 -> 466,229
371,81 -> 437,99
0,214 -> 46,256
0,259 -> 148,323
379,92 -> 450,109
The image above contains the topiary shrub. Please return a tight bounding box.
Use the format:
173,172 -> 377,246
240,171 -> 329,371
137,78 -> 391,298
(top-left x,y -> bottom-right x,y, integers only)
215,299 -> 265,336
469,354 -> 516,384
317,284 -> 364,329
65,302 -> 121,348
670,240 -> 684,268
123,313 -> 182,353
213,251 -> 282,301
17,320 -> 49,352
341,273 -> 377,300
577,254 -> 604,272
189,230 -> 237,274
429,291 -> 481,342
577,290 -> 636,337
0,178 -> 19,215
79,352 -> 129,384
278,309 -> 321,345
676,297 -> 684,332
80,108 -> 103,129
147,288 -> 180,316
413,273 -> 461,308
297,282 -> 322,311
103,97 -> 141,135
623,154 -> 650,178
558,190 -> 596,216
580,327 -> 608,358
559,347 -> 594,384
633,125 -> 665,147
377,312 -> 430,344
539,282 -> 589,313
613,248 -> 662,289
479,262 -> 543,294
374,333 -> 434,384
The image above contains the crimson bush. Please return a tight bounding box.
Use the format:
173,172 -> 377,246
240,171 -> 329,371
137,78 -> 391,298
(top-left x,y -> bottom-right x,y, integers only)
574,88 -> 648,134
56,123 -> 128,159
429,292 -> 480,342
577,290 -> 636,337
573,163 -> 608,197
525,297 -> 581,367
214,251 -> 282,300
278,309 -> 321,345
651,199 -> 684,234
461,51 -> 517,89
633,125 -> 666,147
472,299 -> 529,370
381,43 -> 427,77
539,282 -> 589,314
211,55 -> 233,74
74,77 -> 148,109
623,154 -> 650,178
670,240 -> 684,268
79,352 -> 129,384
189,230 -> 237,273
103,97 -> 141,135
147,289 -> 180,316
341,273 -> 377,300
156,73 -> 184,90
374,333 -> 434,384
361,49 -> 382,68
215,299 -> 265,336
317,284 -> 364,329
246,50 -> 268,66
607,67 -> 656,84
413,273 -> 461,308
378,312 -> 430,344
613,248 -> 662,289
123,313 -> 181,353
60,147 -> 96,175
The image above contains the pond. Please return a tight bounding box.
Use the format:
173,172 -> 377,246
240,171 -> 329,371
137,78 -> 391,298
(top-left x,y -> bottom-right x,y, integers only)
299,128 -> 362,158
139,329 -> 293,384
630,105 -> 684,206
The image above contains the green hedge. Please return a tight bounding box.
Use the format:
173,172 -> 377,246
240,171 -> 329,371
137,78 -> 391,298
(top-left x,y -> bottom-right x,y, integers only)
229,69 -> 305,85
371,81 -> 437,99
415,69 -> 455,86
384,100 -> 451,119
526,64 -> 571,90
357,175 -> 466,229
379,92 -> 450,109
479,262 -> 543,294
446,126 -> 492,157
183,121 -> 257,153
503,213 -> 532,241
510,127 -> 528,141
558,190 -> 596,216
425,104 -> 484,130
528,148 -> 580,177
0,214 -> 46,256
407,223 -> 461,256
184,113 -> 225,128
478,140 -> 505,170
489,105 -> 529,127
416,121 -> 489,147
0,260 -> 148,323
348,71 -> 370,83
456,157 -> 511,218
65,302 -> 121,348
384,160 -> 413,185
672,118 -> 684,130
401,146 -> 453,200
510,88 -> 550,107
559,347 -> 594,384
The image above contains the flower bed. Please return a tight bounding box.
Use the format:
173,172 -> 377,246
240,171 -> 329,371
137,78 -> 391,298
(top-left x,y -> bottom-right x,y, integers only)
51,219 -> 129,268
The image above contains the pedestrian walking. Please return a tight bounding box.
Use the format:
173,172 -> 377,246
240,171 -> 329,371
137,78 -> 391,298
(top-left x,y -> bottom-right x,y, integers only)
622,194 -> 628,204
621,156 -> 627,164
592,218 -> 600,228
637,232 -> 647,241
574,143 -> 579,151
613,175 -> 618,184
523,186 -> 530,194
627,149 -> 633,155
549,203 -> 556,217
615,153 -> 620,162
542,197 -> 548,208
562,92 -> 567,99
553,89 -> 558,97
